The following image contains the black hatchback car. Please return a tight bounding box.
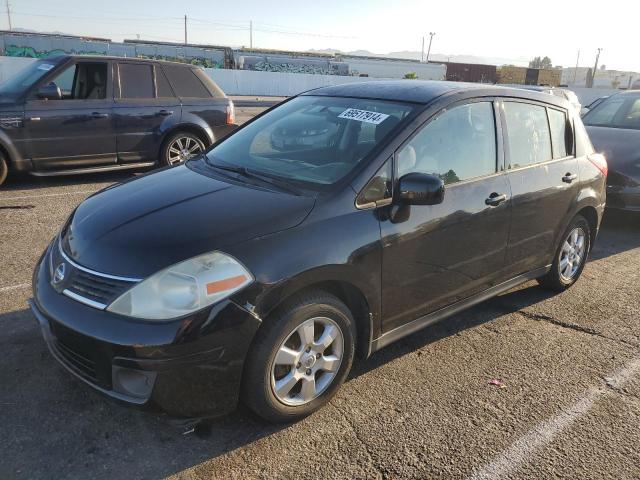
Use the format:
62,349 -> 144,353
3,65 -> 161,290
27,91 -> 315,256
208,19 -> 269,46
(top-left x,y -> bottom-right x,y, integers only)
30,81 -> 607,422
0,55 -> 235,185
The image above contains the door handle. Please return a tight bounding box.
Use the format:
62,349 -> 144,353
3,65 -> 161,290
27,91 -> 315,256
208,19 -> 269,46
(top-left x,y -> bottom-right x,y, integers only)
485,192 -> 508,206
157,109 -> 173,116
91,112 -> 109,118
562,173 -> 578,183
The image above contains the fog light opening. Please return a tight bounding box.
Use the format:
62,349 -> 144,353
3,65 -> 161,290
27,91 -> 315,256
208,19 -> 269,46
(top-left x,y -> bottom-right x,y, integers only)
112,366 -> 157,400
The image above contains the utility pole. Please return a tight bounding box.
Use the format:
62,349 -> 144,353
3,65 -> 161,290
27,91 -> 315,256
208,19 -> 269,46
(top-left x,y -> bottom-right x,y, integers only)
5,0 -> 11,31
591,48 -> 602,88
426,32 -> 435,62
184,14 -> 187,45
572,49 -> 580,85
421,36 -> 424,62
250,20 -> 253,49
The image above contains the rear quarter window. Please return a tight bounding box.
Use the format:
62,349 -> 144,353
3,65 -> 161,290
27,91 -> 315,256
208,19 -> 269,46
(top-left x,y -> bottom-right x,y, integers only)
162,66 -> 219,98
548,108 -> 570,158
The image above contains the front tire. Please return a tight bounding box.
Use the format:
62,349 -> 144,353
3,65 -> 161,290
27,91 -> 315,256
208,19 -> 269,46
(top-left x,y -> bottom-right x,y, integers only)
161,132 -> 206,166
538,214 -> 591,291
242,291 -> 356,423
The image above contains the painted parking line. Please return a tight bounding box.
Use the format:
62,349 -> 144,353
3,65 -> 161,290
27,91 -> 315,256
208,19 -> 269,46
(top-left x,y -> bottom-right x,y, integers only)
0,189 -> 99,202
0,283 -> 31,293
467,356 -> 640,480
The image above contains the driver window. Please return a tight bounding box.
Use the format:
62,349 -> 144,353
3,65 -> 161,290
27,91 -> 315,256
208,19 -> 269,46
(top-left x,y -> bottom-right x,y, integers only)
397,102 -> 497,185
46,62 -> 107,100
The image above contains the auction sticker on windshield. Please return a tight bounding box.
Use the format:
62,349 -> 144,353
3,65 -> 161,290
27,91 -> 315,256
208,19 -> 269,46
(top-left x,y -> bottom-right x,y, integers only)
338,108 -> 389,125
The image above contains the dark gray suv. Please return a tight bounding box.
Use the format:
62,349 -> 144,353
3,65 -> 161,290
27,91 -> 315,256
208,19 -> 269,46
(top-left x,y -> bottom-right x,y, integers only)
0,55 -> 236,185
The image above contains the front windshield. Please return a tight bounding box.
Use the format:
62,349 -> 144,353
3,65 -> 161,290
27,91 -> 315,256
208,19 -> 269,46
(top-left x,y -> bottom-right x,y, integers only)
583,94 -> 640,130
0,59 -> 58,96
204,95 -> 415,189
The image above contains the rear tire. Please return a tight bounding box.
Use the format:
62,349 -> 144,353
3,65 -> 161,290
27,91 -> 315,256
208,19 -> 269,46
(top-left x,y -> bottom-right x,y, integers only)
160,132 -> 206,166
242,291 -> 356,423
0,153 -> 7,186
537,215 -> 591,292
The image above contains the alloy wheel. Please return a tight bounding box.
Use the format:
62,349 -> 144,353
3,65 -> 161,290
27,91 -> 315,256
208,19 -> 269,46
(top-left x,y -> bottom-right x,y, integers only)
559,227 -> 586,281
167,136 -> 203,165
270,317 -> 344,406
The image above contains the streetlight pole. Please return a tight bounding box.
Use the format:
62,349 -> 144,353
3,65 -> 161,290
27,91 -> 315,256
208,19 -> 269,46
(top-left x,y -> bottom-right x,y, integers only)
426,32 -> 436,62
421,36 -> 425,62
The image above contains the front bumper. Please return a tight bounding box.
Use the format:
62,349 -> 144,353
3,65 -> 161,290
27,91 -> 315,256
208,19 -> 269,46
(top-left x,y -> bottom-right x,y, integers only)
31,247 -> 261,418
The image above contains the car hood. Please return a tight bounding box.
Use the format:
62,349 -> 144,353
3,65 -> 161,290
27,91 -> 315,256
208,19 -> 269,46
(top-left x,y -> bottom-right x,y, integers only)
586,125 -> 640,181
61,164 -> 315,278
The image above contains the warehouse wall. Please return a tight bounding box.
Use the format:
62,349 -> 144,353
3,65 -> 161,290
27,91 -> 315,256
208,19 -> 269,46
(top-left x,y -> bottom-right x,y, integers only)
206,68 -> 396,96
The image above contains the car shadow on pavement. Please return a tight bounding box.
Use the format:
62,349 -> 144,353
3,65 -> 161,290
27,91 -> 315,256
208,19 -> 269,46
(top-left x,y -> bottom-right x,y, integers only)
0,171 -> 139,192
589,210 -> 640,260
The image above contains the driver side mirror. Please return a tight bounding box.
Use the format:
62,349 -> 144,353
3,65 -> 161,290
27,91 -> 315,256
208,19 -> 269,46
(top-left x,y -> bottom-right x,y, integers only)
37,82 -> 62,101
397,172 -> 445,205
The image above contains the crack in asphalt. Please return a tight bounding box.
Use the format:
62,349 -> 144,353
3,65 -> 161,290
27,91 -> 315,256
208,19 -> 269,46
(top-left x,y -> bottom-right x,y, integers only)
505,308 -> 639,349
330,401 -> 384,479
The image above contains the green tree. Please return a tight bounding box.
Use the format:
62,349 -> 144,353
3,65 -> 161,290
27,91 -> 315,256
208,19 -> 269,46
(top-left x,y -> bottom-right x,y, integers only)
529,56 -> 553,69
403,72 -> 418,79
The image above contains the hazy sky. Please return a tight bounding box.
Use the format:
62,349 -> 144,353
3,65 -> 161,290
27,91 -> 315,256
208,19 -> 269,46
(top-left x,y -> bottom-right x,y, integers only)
8,0 -> 639,71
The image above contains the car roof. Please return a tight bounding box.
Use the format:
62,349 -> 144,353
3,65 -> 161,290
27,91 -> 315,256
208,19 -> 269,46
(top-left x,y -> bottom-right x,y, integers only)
302,80 -> 569,108
47,54 -> 195,67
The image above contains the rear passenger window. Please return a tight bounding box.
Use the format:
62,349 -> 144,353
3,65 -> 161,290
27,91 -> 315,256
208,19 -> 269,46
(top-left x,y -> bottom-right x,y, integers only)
163,66 -> 212,98
119,64 -> 154,99
548,108 -> 570,158
503,102 -> 552,168
155,67 -> 174,98
397,101 -> 497,184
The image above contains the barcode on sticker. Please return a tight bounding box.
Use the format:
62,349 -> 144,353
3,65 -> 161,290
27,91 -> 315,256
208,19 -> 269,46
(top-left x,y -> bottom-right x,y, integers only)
338,108 -> 389,125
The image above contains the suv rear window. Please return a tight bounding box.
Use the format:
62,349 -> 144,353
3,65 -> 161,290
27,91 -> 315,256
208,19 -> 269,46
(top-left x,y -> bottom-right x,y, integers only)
162,66 -> 212,98
119,63 -> 154,99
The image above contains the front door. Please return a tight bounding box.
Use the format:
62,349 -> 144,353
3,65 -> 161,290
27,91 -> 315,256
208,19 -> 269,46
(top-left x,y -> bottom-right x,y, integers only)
24,60 -> 116,171
380,100 -> 512,333
500,101 -> 579,276
113,62 -> 181,163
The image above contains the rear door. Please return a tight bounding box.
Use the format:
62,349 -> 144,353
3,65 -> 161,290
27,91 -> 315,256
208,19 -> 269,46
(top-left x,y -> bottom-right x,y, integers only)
380,99 -> 512,332
113,62 -> 181,163
162,65 -> 229,136
500,100 -> 579,276
24,59 -> 116,170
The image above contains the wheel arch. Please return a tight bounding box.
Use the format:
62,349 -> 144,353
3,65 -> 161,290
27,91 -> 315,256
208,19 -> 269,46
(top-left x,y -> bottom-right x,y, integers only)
255,276 -> 377,360
158,123 -> 214,160
575,205 -> 599,251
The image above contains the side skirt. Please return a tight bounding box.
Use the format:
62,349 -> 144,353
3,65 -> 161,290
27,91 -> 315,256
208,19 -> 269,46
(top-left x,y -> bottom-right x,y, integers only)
370,266 -> 550,352
29,162 -> 156,177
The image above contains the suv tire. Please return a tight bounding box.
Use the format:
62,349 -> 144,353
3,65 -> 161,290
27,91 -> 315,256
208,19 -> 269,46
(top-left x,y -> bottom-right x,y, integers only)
0,153 -> 8,186
160,132 -> 206,166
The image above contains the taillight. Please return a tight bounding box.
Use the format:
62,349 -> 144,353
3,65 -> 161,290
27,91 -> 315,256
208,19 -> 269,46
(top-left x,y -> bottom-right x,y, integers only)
226,101 -> 235,125
588,153 -> 608,177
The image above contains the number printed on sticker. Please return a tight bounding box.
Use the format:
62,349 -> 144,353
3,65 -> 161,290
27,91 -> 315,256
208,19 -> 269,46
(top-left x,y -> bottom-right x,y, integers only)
338,108 -> 390,125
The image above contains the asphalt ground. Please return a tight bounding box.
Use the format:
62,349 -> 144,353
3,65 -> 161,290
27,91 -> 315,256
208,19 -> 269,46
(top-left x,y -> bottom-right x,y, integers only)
1,105 -> 639,479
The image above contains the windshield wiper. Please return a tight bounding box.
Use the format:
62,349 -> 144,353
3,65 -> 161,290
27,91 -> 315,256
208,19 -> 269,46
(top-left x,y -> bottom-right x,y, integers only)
208,161 -> 301,195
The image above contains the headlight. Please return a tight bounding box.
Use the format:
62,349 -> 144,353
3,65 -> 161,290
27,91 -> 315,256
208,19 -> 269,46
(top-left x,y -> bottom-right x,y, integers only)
107,252 -> 253,320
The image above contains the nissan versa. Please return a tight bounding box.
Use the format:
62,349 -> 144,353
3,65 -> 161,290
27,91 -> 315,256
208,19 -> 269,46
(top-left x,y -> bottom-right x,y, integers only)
30,81 -> 607,422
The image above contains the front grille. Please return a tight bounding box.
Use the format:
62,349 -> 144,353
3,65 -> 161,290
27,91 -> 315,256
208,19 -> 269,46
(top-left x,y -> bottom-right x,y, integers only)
53,338 -> 98,383
66,269 -> 133,306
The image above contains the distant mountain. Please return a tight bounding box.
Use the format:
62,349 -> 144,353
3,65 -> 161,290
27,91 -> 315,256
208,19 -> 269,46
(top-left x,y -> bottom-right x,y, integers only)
307,48 -> 529,67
